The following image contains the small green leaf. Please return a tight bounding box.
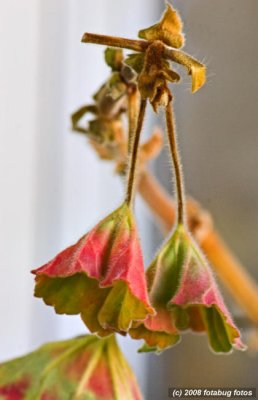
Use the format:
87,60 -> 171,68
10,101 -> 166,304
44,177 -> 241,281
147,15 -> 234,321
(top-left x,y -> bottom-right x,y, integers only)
104,47 -> 123,71
71,105 -> 97,134
203,306 -> 232,353
124,53 -> 145,74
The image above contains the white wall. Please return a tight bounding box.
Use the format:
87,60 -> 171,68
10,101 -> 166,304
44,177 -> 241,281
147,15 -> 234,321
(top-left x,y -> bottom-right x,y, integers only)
0,0 -> 41,359
0,0 -> 160,394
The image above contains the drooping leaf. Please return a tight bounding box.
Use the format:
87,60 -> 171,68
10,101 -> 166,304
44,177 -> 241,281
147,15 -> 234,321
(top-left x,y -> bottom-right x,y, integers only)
0,335 -> 143,400
32,203 -> 155,336
165,48 -> 206,92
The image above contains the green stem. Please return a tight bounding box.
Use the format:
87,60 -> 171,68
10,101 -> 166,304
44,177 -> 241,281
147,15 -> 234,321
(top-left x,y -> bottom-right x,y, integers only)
165,101 -> 186,225
125,98 -> 147,207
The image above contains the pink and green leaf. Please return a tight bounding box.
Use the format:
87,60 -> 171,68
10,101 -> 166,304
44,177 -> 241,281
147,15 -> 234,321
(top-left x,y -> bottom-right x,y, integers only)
131,224 -> 245,353
0,335 -> 143,400
32,203 -> 154,336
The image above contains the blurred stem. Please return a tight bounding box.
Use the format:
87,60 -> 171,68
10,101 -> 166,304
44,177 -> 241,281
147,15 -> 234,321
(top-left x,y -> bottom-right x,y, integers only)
138,170 -> 176,231
125,99 -> 147,207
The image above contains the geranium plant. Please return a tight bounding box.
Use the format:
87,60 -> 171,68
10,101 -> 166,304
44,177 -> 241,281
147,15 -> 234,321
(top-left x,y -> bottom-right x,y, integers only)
1,3 -> 258,399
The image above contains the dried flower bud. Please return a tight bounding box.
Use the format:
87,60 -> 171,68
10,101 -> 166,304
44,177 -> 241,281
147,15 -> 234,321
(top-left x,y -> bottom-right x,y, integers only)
126,42 -> 180,111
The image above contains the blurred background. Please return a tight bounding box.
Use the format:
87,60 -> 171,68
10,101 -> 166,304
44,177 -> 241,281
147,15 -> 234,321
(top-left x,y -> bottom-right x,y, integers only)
0,0 -> 257,398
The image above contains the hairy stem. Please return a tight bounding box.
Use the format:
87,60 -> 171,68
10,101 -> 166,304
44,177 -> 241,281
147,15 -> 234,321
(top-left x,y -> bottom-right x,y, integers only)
125,99 -> 146,207
165,101 -> 185,225
82,33 -> 148,53
127,88 -> 138,154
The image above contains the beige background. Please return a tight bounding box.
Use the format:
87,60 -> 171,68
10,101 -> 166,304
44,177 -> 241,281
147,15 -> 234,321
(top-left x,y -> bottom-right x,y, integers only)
147,1 -> 258,398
